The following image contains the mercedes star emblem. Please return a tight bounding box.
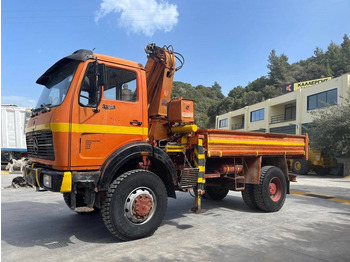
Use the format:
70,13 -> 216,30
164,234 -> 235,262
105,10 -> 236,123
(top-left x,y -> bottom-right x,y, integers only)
33,136 -> 39,155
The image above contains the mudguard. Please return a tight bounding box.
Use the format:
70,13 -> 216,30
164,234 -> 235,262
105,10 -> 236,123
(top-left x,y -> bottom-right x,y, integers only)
99,142 -> 177,197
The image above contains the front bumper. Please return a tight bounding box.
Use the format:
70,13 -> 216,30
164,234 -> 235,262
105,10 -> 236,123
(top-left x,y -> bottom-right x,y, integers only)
24,165 -> 72,192
24,165 -> 101,192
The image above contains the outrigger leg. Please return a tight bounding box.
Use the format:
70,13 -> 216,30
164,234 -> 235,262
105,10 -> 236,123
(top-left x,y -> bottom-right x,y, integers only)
190,185 -> 206,213
190,139 -> 206,213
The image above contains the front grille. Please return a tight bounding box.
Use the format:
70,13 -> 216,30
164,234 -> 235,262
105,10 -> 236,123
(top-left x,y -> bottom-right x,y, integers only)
26,130 -> 55,160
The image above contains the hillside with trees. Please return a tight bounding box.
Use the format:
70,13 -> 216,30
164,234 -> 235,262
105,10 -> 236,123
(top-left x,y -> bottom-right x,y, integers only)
172,34 -> 350,128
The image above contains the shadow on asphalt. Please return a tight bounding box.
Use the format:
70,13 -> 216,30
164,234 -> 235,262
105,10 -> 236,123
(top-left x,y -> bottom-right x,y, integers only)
103,218 -> 350,262
1,201 -> 118,248
164,192 -> 262,218
1,191 -> 262,248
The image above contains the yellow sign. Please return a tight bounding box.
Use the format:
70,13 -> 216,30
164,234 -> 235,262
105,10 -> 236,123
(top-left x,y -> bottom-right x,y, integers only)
294,77 -> 331,91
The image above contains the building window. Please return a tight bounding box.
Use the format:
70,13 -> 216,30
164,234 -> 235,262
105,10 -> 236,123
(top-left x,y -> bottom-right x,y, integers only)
250,108 -> 265,122
307,88 -> 337,110
219,118 -> 228,128
285,103 -> 296,121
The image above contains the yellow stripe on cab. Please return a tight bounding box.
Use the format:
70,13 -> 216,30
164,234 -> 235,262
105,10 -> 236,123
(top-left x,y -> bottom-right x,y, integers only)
26,122 -> 148,136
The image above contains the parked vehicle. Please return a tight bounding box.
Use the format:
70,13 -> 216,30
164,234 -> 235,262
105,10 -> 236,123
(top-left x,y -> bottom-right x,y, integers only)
1,105 -> 30,166
290,149 -> 337,176
24,44 -> 308,240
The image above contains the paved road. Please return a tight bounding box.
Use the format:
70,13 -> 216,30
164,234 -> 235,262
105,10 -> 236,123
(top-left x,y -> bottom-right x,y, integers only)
2,173 -> 350,262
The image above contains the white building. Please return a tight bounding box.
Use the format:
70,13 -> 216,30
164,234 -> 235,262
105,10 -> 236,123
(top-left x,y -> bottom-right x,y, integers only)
216,74 -> 350,135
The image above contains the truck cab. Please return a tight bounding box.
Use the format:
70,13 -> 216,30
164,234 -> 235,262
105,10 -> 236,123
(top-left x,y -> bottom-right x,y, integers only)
26,50 -> 148,172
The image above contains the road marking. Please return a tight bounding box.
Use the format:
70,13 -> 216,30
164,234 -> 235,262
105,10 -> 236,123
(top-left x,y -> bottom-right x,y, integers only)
1,171 -> 10,175
291,190 -> 350,204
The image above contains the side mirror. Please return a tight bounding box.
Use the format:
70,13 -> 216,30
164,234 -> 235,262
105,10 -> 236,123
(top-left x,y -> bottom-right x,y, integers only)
79,62 -> 106,112
97,64 -> 106,86
92,63 -> 106,113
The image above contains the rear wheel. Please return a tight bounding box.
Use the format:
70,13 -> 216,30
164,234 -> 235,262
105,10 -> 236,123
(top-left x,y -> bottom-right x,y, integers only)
254,166 -> 287,212
204,186 -> 229,200
102,169 -> 168,241
241,184 -> 258,209
292,159 -> 309,175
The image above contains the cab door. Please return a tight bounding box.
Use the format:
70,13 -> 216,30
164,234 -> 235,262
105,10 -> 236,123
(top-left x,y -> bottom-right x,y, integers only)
70,61 -> 147,169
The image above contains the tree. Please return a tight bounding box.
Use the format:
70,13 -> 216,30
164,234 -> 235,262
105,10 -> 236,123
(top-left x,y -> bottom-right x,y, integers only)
291,60 -> 330,82
326,41 -> 344,76
308,91 -> 350,157
262,85 -> 281,99
314,46 -> 325,59
341,34 -> 350,73
243,91 -> 264,105
206,97 -> 236,128
246,76 -> 271,93
267,49 -> 295,86
228,86 -> 245,99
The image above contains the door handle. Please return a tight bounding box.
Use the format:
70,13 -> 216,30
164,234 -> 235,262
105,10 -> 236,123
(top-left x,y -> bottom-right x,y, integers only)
130,120 -> 142,126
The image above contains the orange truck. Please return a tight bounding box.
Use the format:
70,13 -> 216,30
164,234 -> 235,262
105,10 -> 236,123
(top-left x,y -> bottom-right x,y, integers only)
24,44 -> 308,241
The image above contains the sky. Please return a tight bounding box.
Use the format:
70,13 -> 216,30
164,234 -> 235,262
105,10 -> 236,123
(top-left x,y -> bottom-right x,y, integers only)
1,0 -> 350,108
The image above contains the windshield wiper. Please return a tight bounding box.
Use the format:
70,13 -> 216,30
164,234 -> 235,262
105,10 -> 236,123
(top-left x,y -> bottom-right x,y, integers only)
31,103 -> 52,117
40,103 -> 52,112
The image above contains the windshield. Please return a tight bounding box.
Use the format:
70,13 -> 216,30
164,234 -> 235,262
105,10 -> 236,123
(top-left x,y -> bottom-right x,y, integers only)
35,60 -> 79,109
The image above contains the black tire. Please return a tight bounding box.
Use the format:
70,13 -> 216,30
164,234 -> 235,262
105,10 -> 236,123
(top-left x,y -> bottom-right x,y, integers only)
314,167 -> 330,176
254,166 -> 287,212
292,159 -> 309,175
63,193 -> 100,214
102,169 -> 168,241
241,184 -> 259,209
204,186 -> 229,201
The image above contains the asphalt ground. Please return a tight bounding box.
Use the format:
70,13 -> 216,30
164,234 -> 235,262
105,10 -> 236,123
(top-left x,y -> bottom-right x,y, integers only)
1,171 -> 350,262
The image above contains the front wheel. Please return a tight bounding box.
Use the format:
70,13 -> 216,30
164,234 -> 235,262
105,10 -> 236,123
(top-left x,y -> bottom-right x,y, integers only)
102,169 -> 168,241
254,166 -> 287,212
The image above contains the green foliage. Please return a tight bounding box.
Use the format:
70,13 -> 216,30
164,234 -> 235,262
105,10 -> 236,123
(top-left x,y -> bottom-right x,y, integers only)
172,81 -> 224,128
308,91 -> 350,157
267,49 -> 295,85
172,34 -> 350,129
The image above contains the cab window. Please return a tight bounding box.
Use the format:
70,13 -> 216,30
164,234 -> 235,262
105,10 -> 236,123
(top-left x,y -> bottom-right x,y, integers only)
103,67 -> 137,102
79,63 -> 98,107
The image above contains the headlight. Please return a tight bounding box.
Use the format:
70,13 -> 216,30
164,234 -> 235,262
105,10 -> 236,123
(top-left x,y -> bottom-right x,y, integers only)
43,175 -> 52,188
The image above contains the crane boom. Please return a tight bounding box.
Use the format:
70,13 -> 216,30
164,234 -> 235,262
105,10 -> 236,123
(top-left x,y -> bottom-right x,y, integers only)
144,43 -> 185,141
145,43 -> 177,117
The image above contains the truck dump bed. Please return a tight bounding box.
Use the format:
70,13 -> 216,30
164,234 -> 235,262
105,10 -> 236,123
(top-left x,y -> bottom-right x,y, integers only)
197,129 -> 308,159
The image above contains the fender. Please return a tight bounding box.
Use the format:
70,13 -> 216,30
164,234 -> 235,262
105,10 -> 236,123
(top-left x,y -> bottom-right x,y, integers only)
99,142 -> 177,197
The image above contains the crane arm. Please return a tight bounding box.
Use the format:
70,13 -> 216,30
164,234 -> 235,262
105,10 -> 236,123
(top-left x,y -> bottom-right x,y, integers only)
144,43 -> 184,118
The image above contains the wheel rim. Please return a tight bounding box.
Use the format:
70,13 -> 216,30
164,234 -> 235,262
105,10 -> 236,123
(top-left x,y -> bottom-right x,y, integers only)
269,177 -> 282,202
124,187 -> 156,224
294,161 -> 301,171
